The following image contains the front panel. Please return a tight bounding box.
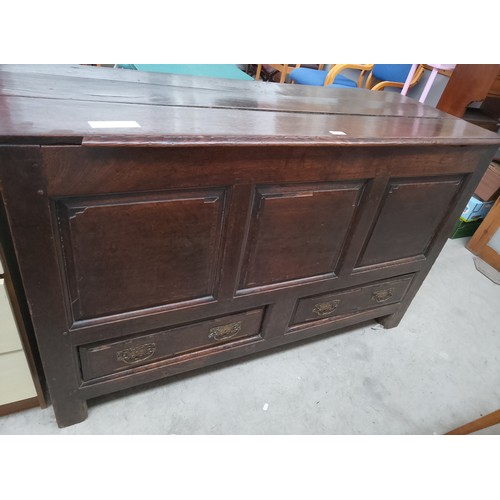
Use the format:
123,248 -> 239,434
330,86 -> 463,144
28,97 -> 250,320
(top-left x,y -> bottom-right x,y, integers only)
55,189 -> 227,321
1,143 -> 491,428
238,182 -> 364,289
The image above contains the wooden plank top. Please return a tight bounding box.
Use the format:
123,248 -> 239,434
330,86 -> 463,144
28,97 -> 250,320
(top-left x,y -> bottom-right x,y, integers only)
0,64 -> 499,147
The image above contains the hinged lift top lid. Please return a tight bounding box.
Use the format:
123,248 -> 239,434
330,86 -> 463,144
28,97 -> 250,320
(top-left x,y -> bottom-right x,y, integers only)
0,64 -> 499,148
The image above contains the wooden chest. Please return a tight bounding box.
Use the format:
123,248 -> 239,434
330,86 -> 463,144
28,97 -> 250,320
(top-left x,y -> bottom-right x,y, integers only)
0,65 -> 498,427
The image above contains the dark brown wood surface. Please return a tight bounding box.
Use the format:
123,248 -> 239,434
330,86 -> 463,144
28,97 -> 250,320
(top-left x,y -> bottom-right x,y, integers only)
291,275 -> 413,326
356,177 -> 463,268
1,64 -> 499,147
0,65 -> 499,427
0,64 -> 445,103
0,166 -> 47,410
239,182 -> 363,288
0,68 -> 446,118
57,189 -> 226,319
80,308 -> 264,380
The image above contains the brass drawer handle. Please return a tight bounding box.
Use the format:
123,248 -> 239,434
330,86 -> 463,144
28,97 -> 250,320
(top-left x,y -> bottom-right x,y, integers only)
372,288 -> 394,303
116,342 -> 156,365
208,321 -> 242,342
313,299 -> 340,317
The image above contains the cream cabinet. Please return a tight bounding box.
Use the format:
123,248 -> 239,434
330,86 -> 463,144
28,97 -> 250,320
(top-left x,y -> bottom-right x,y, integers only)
0,272 -> 38,411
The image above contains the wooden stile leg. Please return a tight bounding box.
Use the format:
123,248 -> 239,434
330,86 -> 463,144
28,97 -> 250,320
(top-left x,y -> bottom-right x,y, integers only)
53,398 -> 88,428
377,311 -> 404,329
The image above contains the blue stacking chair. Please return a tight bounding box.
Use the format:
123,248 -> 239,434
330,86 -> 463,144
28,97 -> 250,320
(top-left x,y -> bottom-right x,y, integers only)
290,64 -> 424,91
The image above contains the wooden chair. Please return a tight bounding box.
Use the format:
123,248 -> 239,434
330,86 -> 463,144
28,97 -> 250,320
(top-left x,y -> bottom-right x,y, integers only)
446,409 -> 500,434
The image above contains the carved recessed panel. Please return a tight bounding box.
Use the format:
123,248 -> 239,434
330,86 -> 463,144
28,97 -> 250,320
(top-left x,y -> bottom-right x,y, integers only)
56,189 -> 226,320
356,177 -> 463,269
239,182 -> 364,289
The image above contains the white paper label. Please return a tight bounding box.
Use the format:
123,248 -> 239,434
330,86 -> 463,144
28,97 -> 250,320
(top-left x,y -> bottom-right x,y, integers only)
329,130 -> 346,136
88,121 -> 141,129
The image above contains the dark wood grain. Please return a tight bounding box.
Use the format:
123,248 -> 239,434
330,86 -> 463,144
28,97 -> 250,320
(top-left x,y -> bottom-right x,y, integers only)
0,69 -> 445,118
356,176 -> 464,269
80,308 -> 264,380
377,146 -> 498,329
76,301 -> 403,400
0,65 -> 499,427
239,182 -> 363,289
0,197 -> 47,409
291,275 -> 414,326
41,145 -> 486,197
55,189 -> 226,320
0,147 -> 88,427
1,65 -> 499,148
1,94 -> 498,147
0,64 -> 440,105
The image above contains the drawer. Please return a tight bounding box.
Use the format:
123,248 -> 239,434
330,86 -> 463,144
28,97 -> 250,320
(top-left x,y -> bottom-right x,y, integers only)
291,275 -> 414,325
0,279 -> 23,354
80,308 -> 265,380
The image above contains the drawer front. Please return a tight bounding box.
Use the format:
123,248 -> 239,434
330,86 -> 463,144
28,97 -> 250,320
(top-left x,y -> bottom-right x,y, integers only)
291,275 -> 414,325
80,308 -> 265,380
0,279 -> 23,354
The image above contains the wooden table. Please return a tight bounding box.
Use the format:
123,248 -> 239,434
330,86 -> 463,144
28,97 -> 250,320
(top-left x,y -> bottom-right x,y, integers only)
0,64 -> 498,427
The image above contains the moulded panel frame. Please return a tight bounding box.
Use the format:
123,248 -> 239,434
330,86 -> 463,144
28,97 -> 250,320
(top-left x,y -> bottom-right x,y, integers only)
353,174 -> 467,273
237,180 -> 367,293
51,186 -> 229,326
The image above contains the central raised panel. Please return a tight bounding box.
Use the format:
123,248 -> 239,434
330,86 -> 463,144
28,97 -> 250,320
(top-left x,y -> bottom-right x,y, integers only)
238,182 -> 364,289
56,188 -> 226,320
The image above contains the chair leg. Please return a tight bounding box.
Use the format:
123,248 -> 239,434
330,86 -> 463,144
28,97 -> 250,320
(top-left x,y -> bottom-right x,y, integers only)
419,67 -> 438,103
446,409 -> 500,435
401,64 -> 418,96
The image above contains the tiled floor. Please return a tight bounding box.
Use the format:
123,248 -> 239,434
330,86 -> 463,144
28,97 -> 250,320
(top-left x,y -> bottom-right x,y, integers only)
1,238 -> 499,434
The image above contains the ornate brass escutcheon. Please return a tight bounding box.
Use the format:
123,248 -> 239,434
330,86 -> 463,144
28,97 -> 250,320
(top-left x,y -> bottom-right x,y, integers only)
116,343 -> 157,365
208,321 -> 242,342
312,299 -> 341,317
372,288 -> 394,303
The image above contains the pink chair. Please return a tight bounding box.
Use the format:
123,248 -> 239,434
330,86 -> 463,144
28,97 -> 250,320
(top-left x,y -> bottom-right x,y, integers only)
401,64 -> 456,102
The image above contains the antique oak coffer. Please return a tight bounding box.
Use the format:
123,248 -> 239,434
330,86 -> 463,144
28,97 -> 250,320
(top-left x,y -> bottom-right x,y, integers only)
0,65 -> 499,427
